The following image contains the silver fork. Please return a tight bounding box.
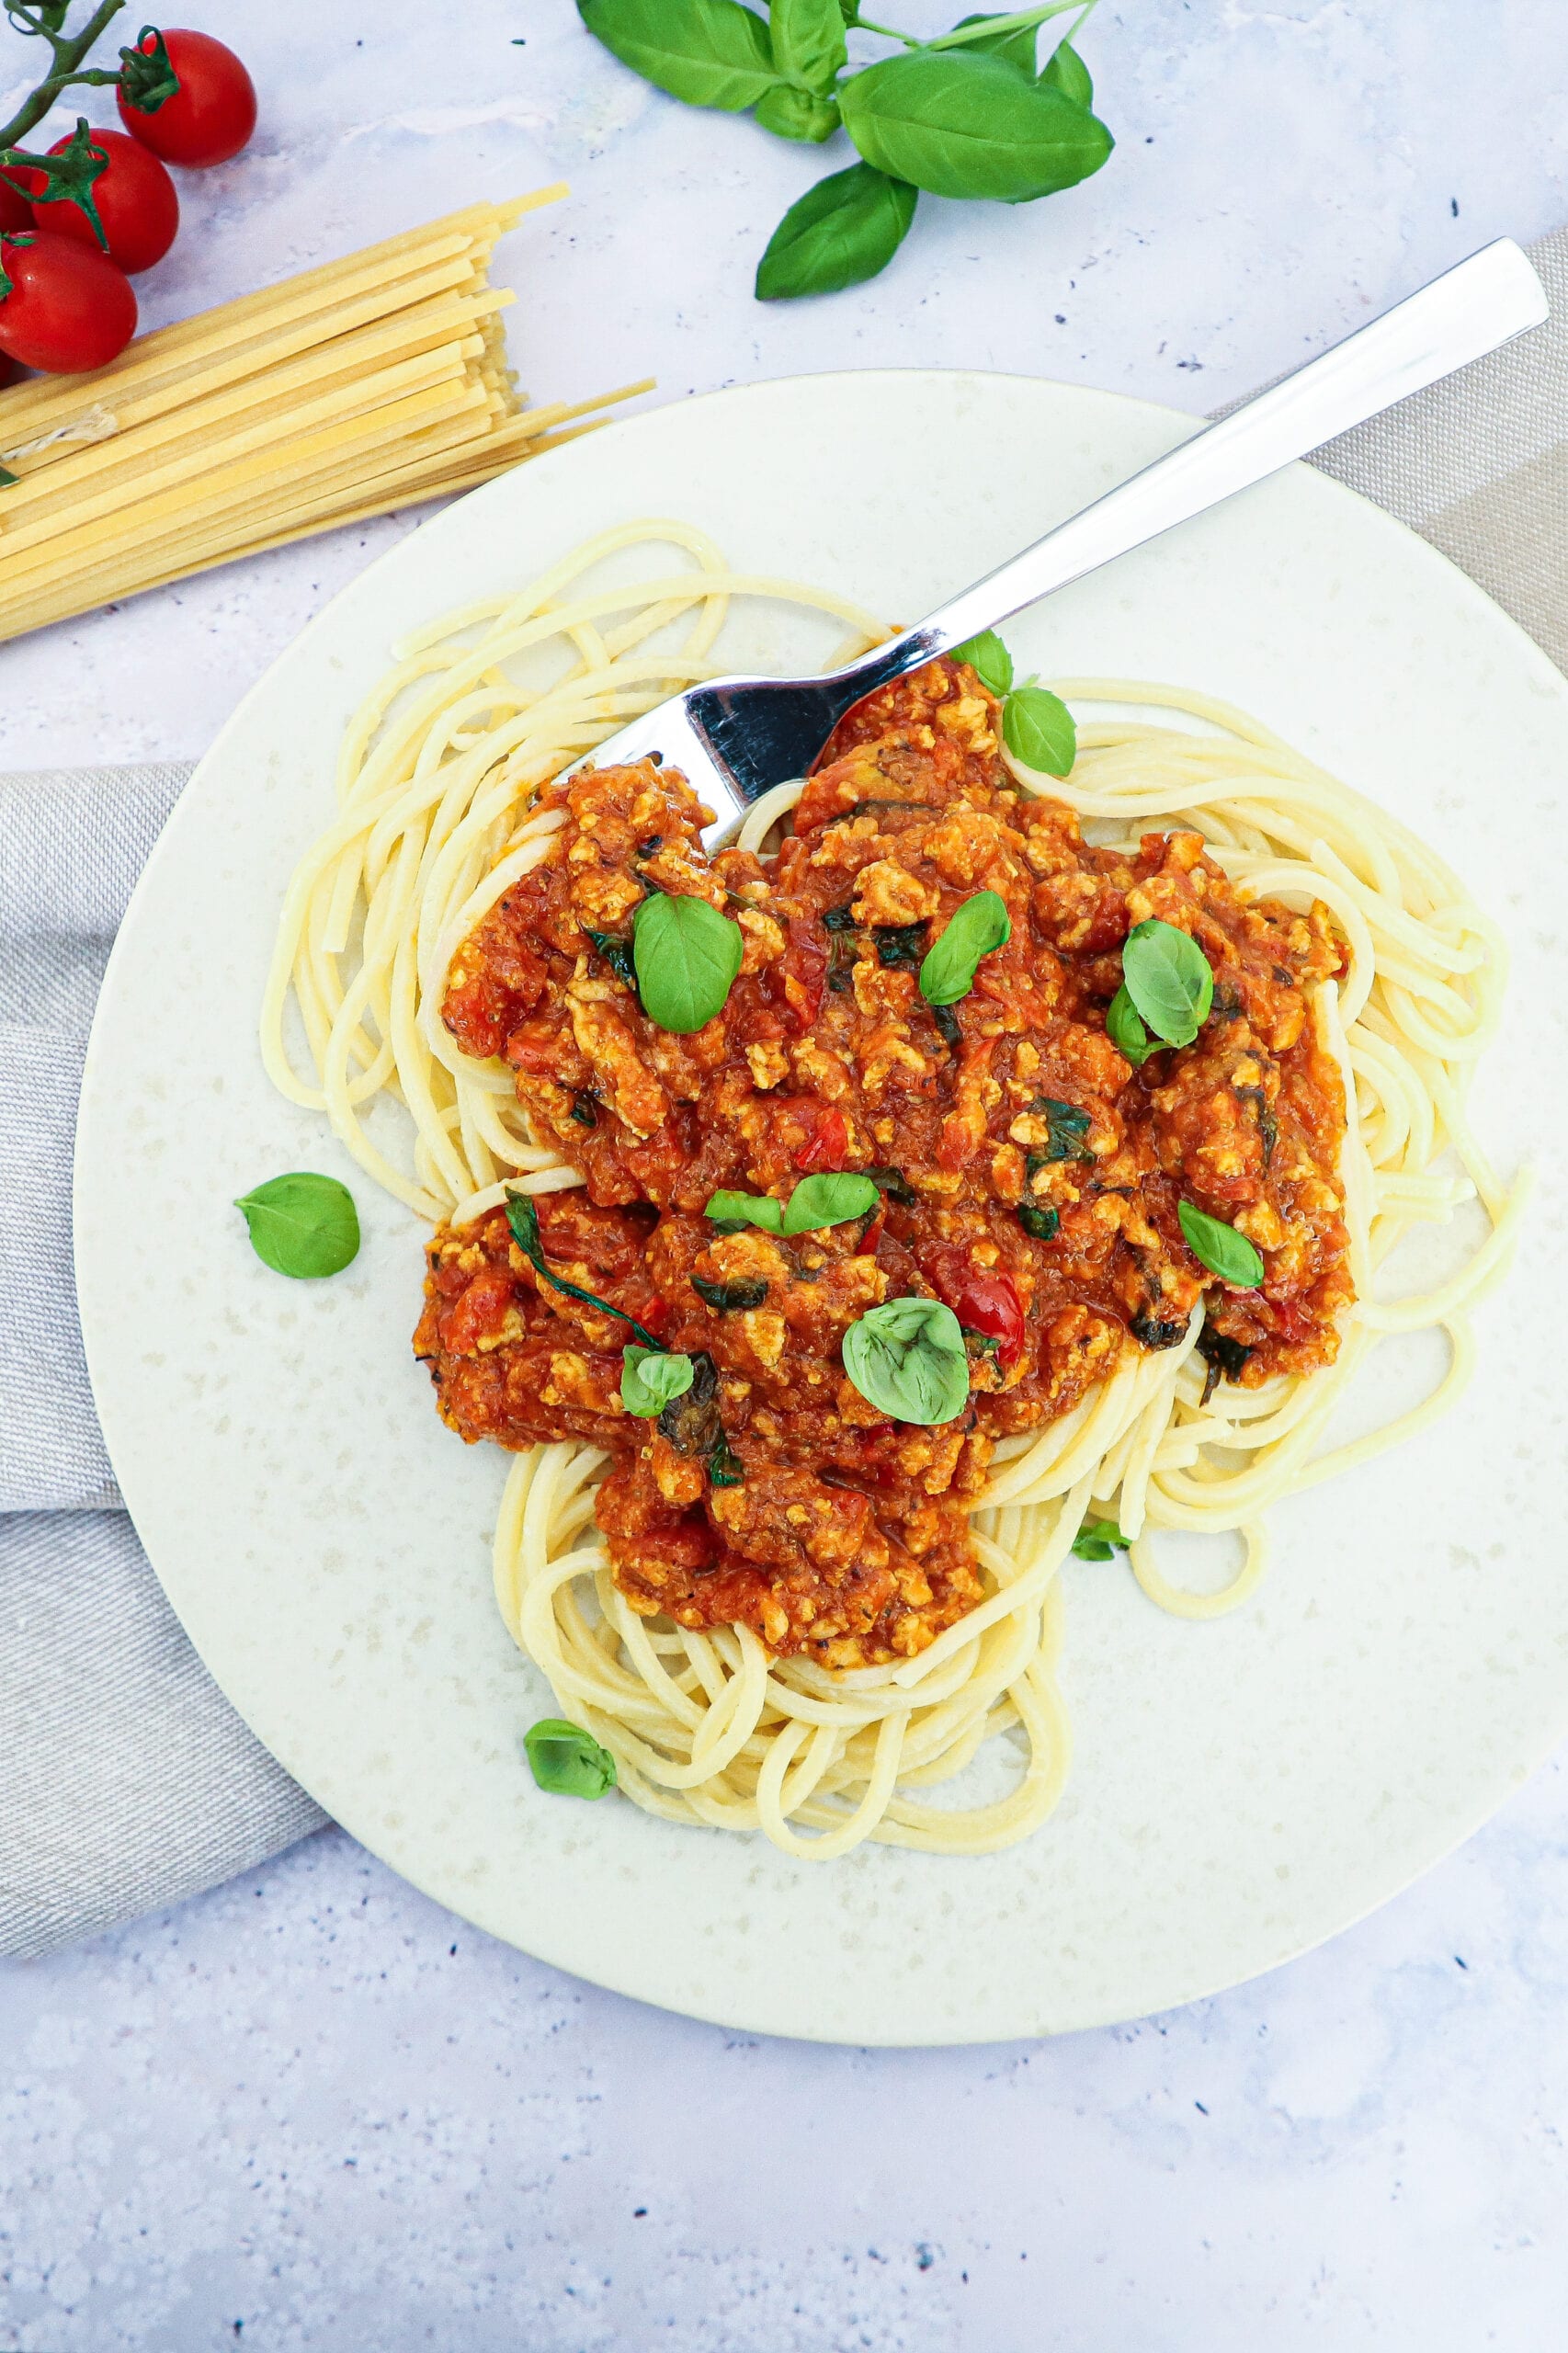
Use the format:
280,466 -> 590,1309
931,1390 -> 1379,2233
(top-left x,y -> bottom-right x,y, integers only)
579,239 -> 1546,842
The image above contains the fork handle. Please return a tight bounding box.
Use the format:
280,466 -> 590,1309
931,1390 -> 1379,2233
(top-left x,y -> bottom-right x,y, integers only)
842,239 -> 1547,688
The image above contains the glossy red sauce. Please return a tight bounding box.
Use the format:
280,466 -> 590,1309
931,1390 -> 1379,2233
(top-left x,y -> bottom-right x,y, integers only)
415,661 -> 1351,1665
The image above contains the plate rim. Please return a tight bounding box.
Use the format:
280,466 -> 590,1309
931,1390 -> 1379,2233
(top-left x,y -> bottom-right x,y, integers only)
74,365 -> 1568,2045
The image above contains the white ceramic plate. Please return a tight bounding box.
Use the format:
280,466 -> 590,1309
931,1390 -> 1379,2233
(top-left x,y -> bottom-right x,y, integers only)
76,373 -> 1568,2045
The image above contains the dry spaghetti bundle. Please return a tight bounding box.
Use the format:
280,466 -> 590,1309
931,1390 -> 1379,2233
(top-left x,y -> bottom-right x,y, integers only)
0,190 -> 649,642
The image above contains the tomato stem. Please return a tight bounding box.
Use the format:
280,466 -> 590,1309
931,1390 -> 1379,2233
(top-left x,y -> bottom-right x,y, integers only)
0,0 -> 130,151
0,116 -> 110,250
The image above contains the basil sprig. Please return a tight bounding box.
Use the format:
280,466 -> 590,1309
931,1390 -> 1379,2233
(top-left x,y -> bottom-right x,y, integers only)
704,1171 -> 879,1236
1071,1517 -> 1127,1562
950,628 -> 1075,777
919,889 -> 1010,1006
621,1346 -> 695,1416
632,891 -> 744,1034
235,1172 -> 360,1279
506,1193 -> 662,1346
524,1717 -> 618,1800
841,1294 -> 970,1426
578,0 -> 1114,301
1178,1200 -> 1266,1290
1119,918 -> 1214,1048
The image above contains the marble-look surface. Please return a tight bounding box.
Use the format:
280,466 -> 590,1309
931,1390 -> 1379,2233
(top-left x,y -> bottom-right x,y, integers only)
3,0 -> 1567,2343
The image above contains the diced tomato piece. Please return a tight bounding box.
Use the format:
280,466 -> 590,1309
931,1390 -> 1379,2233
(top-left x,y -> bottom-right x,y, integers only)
792,1104 -> 849,1172
927,1256 -> 1027,1370
443,1267 -> 517,1353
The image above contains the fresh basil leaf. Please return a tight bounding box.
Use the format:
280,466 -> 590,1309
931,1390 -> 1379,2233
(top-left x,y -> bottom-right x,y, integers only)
1041,37 -> 1093,108
577,0 -> 782,109
1071,1516 -> 1126,1562
692,1274 -> 771,1311
919,889 -> 1011,1007
1178,1200 -> 1266,1289
506,1192 -> 662,1347
632,891 -> 744,1033
524,1717 -> 618,1799
768,0 -> 847,93
1002,684 -> 1076,776
842,1294 -> 971,1427
782,1171 -> 879,1234
950,627 -> 1014,697
839,50 -> 1112,204
234,1172 -> 359,1279
756,83 -> 840,140
1106,983 -> 1155,1065
704,1188 -> 785,1233
756,161 -> 917,298
1017,1202 -> 1059,1240
952,10 -> 1039,72
1121,917 -> 1214,1046
621,1346 -> 696,1416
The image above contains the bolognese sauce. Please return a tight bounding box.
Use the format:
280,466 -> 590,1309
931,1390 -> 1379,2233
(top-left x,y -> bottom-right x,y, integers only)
415,660 -> 1351,1666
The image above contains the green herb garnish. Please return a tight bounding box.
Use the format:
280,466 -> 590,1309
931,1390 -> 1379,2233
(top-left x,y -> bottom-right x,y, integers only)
584,926 -> 638,991
524,1717 -> 618,1799
620,1346 -> 696,1416
1178,1200 -> 1265,1290
951,628 -> 1014,697
874,919 -> 928,970
703,1172 -> 879,1238
234,1172 -> 359,1279
866,1164 -> 917,1206
1120,918 -> 1214,1048
841,1294 -> 970,1427
691,1275 -> 770,1312
506,1192 -> 661,1345
1017,1202 -> 1059,1240
919,889 -> 1010,1006
578,0 -> 1114,302
1071,1517 -> 1127,1563
708,1427 -> 745,1486
631,890 -> 744,1033
1034,1097 -> 1094,1162
1106,983 -> 1156,1065
1001,683 -> 1076,777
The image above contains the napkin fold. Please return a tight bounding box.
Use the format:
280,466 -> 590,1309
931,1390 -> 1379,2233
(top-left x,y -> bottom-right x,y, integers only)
4,230 -> 1565,1962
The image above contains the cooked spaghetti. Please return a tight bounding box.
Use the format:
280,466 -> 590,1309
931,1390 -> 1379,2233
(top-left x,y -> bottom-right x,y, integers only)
261,523 -> 1520,1859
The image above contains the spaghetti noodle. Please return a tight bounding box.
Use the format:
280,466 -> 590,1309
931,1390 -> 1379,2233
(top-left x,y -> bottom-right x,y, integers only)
261,522 -> 1520,1859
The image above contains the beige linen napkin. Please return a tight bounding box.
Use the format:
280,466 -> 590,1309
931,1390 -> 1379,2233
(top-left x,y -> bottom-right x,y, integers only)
2,231 -> 1564,1962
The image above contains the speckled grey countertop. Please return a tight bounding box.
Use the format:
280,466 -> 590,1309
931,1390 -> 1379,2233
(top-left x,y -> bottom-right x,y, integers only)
4,3 -> 1568,2346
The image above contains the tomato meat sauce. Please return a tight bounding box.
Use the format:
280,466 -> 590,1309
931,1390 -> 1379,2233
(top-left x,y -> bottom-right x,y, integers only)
416,660 -> 1351,1667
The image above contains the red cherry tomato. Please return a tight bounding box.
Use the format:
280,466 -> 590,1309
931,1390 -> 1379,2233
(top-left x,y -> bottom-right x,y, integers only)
936,1263 -> 1027,1370
0,349 -> 17,388
119,29 -> 256,168
0,233 -> 137,373
0,170 -> 31,233
791,1104 -> 849,1172
20,129 -> 178,275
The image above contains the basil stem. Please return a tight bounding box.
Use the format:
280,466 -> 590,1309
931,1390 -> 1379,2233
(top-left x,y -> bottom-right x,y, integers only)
506,1193 -> 661,1346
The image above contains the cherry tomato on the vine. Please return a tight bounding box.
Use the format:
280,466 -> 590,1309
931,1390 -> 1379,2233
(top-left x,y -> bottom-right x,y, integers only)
0,349 -> 17,389
21,128 -> 178,274
0,233 -> 137,373
119,29 -> 256,168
